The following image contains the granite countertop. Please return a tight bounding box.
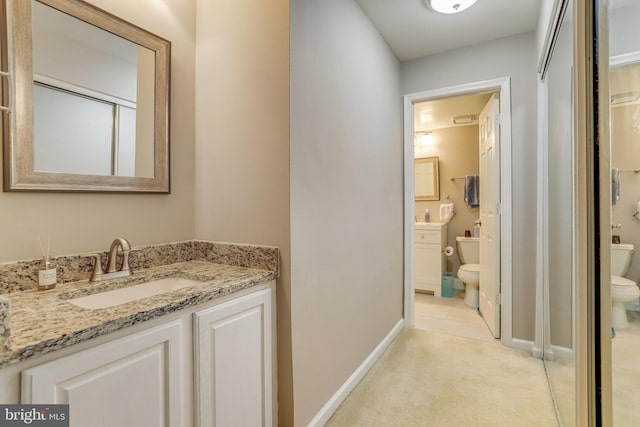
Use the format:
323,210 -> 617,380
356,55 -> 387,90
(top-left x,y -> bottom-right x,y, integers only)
0,241 -> 279,368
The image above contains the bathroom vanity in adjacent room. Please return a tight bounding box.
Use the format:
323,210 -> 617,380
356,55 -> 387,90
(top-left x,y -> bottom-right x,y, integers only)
414,222 -> 447,296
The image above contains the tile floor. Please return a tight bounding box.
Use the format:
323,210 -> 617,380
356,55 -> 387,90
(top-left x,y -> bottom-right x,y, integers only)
413,290 -> 499,344
611,310 -> 640,426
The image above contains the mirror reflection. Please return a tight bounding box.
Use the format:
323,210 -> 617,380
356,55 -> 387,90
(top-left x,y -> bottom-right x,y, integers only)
32,0 -> 155,178
543,1 -> 575,425
2,0 -> 170,192
609,1 -> 640,424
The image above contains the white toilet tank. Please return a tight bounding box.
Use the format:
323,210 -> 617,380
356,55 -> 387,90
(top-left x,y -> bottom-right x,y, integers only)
612,243 -> 634,276
456,236 -> 480,264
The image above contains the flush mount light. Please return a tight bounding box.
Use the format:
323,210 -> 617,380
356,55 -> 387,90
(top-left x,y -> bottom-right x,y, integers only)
427,0 -> 478,14
452,114 -> 476,125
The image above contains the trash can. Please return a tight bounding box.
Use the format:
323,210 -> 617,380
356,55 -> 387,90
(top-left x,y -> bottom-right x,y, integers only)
441,272 -> 454,298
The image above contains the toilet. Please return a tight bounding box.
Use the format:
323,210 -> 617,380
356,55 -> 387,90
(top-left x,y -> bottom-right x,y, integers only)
611,243 -> 640,330
456,236 -> 480,308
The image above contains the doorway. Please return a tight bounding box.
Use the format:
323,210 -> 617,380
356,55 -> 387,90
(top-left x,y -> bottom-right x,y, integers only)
403,77 -> 515,348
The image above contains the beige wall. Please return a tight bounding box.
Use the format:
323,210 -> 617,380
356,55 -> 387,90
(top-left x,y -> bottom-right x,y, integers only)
415,125 -> 479,274
401,32 -> 538,341
0,0 -> 196,262
612,104 -> 640,293
192,0 -> 291,424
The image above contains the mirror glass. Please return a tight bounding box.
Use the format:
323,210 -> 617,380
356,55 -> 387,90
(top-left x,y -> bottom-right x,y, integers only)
1,0 -> 170,192
415,157 -> 440,201
543,1 -> 575,425
608,1 -> 640,425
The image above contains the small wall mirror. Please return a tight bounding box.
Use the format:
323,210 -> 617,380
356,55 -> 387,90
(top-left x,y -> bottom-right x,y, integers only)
1,0 -> 170,192
415,156 -> 440,201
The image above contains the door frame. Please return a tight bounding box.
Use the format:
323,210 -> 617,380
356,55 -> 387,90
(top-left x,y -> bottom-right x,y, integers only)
402,77 -> 514,348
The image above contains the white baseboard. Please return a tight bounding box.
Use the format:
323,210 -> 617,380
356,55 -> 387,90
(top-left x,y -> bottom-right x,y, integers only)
505,337 -> 535,354
550,344 -> 574,361
306,319 -> 404,427
513,340 -> 573,361
532,345 -> 544,359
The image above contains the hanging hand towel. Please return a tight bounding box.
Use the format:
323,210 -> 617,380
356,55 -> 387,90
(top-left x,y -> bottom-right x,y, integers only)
633,201 -> 640,221
612,168 -> 620,205
440,203 -> 455,222
464,175 -> 480,208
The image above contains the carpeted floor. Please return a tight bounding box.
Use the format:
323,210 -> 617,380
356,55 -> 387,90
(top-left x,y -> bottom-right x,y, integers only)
326,328 -> 559,427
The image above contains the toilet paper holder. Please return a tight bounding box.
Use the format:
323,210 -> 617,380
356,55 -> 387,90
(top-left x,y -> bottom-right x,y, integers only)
443,246 -> 454,256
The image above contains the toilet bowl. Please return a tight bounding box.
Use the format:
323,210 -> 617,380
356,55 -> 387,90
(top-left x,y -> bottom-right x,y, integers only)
612,276 -> 640,330
456,236 -> 480,308
611,243 -> 639,330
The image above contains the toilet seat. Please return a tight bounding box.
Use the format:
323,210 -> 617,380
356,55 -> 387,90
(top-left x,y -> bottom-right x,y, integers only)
612,275 -> 636,288
459,263 -> 480,273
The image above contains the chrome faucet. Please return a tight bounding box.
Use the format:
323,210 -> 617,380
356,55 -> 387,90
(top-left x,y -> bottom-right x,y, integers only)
87,238 -> 132,282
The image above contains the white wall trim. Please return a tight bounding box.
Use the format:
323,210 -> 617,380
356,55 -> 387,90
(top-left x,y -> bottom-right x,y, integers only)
534,77 -> 549,361
403,94 -> 416,329
550,344 -> 575,361
510,338 -> 536,353
403,77 -> 515,349
610,51 -> 640,67
307,319 -> 404,427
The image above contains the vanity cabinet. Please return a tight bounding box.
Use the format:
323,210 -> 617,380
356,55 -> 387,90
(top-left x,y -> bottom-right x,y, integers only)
194,287 -> 275,427
414,223 -> 447,296
21,319 -> 189,426
0,282 -> 276,427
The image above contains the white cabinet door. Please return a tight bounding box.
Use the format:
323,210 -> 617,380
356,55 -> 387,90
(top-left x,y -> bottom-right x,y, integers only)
414,226 -> 446,296
194,287 -> 275,427
21,319 -> 188,427
414,243 -> 443,295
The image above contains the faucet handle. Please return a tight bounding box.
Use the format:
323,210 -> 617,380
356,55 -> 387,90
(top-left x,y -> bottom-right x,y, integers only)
82,253 -> 104,282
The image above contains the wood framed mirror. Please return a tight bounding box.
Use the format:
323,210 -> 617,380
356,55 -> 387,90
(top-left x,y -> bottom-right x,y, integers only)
1,0 -> 170,192
415,156 -> 440,201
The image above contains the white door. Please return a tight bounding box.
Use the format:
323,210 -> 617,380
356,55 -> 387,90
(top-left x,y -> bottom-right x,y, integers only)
479,94 -> 501,338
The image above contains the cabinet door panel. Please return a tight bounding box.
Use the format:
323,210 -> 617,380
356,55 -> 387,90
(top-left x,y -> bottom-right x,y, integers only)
21,319 -> 186,427
415,244 -> 442,284
194,288 -> 273,427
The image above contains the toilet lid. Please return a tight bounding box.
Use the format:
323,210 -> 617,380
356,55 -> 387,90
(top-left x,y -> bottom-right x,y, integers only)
460,263 -> 480,273
612,275 -> 637,287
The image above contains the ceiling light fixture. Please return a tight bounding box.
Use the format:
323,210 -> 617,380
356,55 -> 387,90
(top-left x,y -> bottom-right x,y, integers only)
452,114 -> 476,125
414,132 -> 434,147
427,0 -> 478,14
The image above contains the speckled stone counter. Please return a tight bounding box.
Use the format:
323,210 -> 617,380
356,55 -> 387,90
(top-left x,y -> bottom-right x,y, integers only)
0,240 -> 278,368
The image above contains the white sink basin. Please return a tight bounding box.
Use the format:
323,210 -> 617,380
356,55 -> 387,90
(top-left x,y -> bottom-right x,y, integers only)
68,277 -> 203,309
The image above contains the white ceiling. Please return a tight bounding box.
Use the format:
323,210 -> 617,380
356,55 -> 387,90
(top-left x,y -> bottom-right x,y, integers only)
356,0 -> 542,61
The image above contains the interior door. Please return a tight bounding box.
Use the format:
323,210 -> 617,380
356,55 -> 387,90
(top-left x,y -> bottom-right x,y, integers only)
479,94 -> 501,338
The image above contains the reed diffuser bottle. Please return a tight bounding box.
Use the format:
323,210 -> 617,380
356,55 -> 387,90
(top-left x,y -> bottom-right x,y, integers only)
38,236 -> 57,291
